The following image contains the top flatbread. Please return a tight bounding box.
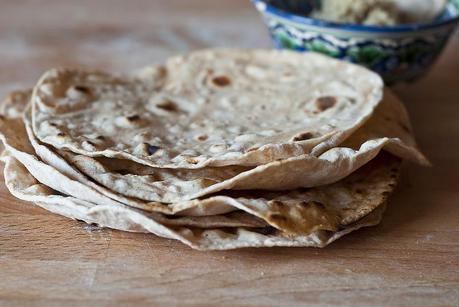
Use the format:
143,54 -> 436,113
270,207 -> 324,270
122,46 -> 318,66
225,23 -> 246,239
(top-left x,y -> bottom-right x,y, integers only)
31,49 -> 383,169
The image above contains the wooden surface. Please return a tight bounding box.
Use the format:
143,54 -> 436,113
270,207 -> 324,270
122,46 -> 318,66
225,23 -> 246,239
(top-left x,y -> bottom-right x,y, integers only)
1,1 -> 458,306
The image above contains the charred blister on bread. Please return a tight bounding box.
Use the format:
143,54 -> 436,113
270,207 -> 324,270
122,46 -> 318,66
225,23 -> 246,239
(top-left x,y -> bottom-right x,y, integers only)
195,134 -> 209,142
73,85 -> 91,94
212,75 -> 231,87
126,114 -> 141,122
156,99 -> 179,112
315,96 -> 337,112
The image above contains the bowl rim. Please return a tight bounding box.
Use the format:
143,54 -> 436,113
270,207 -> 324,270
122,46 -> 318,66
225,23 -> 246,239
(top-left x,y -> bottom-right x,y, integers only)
252,0 -> 459,33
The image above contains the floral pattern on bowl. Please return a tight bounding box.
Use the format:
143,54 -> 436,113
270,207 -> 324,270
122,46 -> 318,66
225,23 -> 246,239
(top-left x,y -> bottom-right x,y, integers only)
253,0 -> 459,84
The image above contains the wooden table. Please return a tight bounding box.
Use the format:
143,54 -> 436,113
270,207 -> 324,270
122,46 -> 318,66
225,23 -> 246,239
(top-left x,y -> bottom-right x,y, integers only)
1,1 -> 458,306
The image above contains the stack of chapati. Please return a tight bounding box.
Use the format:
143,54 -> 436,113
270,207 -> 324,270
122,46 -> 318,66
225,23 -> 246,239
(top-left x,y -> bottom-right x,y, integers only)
0,49 -> 428,250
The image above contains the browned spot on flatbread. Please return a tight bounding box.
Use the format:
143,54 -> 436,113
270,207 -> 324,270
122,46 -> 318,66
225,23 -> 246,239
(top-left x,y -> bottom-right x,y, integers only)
156,100 -> 178,112
315,96 -> 337,112
74,85 -> 91,94
212,76 -> 231,87
292,132 -> 314,142
196,134 -> 208,142
126,114 -> 140,122
57,132 -> 66,137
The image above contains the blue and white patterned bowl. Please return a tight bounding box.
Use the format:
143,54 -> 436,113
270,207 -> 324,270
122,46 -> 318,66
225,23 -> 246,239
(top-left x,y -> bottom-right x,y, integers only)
252,0 -> 459,84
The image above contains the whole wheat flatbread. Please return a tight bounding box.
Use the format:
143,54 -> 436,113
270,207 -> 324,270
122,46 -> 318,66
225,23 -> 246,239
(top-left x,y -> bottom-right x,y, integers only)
22,89 -> 426,204
0,153 -> 387,250
32,49 -> 384,169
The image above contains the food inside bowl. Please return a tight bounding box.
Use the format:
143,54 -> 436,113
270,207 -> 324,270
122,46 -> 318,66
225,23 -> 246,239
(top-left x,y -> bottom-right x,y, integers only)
311,0 -> 402,25
289,0 -> 447,26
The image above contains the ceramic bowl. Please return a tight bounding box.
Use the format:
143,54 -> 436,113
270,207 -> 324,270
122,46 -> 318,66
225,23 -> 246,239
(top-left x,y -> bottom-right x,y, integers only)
252,0 -> 459,84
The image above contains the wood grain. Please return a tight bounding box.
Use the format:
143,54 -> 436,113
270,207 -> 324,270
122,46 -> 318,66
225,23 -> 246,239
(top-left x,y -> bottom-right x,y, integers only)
0,1 -> 458,306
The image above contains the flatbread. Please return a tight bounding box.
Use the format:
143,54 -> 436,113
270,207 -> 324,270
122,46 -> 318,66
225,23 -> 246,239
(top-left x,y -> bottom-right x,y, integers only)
23,89 -> 426,204
32,49 -> 384,169
0,152 -> 387,250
